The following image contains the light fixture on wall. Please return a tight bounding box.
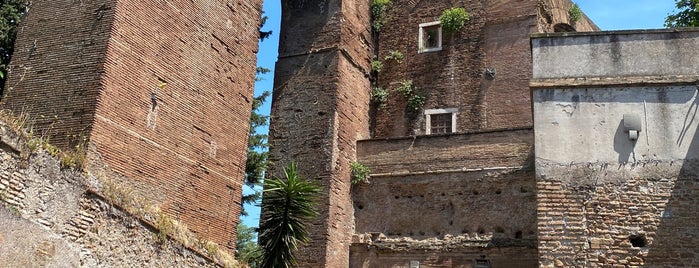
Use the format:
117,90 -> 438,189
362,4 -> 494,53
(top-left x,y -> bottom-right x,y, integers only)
623,114 -> 642,140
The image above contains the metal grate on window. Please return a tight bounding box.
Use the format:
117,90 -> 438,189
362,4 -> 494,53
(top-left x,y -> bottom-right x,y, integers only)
430,113 -> 452,134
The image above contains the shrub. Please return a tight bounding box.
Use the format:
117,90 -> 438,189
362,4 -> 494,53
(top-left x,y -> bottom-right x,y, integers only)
350,162 -> 371,184
371,59 -> 383,73
371,87 -> 389,109
384,50 -> 404,63
395,80 -> 425,112
569,4 -> 582,24
439,7 -> 470,34
371,0 -> 392,32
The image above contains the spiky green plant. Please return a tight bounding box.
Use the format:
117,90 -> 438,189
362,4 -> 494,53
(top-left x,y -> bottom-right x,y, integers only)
258,163 -> 320,268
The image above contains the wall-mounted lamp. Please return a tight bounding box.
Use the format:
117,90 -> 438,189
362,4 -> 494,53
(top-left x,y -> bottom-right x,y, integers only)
623,114 -> 642,141
485,67 -> 496,79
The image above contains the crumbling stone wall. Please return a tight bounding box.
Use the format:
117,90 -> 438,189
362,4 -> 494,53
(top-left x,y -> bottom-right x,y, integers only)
2,0 -> 262,251
0,120 -> 220,267
352,129 -> 537,267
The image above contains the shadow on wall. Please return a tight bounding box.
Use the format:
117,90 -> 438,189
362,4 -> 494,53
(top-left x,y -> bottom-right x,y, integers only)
613,120 -> 636,164
644,105 -> 699,265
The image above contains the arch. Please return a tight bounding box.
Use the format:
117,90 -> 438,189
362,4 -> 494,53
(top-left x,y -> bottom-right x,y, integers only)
554,23 -> 576,33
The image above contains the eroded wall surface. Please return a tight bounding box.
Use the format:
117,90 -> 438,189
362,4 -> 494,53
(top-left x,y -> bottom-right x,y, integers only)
532,29 -> 699,267
3,0 -> 262,251
266,0 -> 372,266
352,130 -> 537,267
0,120 -> 219,267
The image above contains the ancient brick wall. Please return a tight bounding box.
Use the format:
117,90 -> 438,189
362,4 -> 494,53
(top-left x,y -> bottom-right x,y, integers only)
0,120 -> 223,267
532,30 -> 699,267
3,0 -> 262,252
352,129 -> 537,267
371,0 -> 596,138
350,245 -> 538,268
267,0 -> 372,266
1,0 -> 116,146
357,128 -> 533,174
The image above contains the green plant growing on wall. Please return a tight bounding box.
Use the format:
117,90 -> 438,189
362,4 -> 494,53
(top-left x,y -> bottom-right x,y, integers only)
439,7 -> 470,34
370,59 -> 383,73
568,3 -> 582,24
371,0 -> 392,32
350,162 -> 371,184
384,50 -> 403,63
371,87 -> 389,109
395,80 -> 426,112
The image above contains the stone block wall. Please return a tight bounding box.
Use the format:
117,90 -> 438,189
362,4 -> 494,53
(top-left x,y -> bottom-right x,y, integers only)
0,119 -> 220,267
3,0 -> 262,251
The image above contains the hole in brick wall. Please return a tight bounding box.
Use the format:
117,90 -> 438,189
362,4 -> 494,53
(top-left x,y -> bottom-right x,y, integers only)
396,233 -> 402,236
395,196 -> 399,199
515,231 -> 523,239
478,228 -> 485,234
449,220 -> 453,226
458,192 -> 463,195
495,189 -> 502,194
495,227 -> 505,233
629,235 -> 647,248
441,193 -> 445,196
318,111 -> 326,116
357,204 -> 364,210
420,231 -> 426,235
407,196 -> 412,199
473,190 -> 479,195
520,187 -> 528,193
435,231 -> 441,236
420,195 -> 424,198
408,232 -> 414,236
462,229 -> 469,234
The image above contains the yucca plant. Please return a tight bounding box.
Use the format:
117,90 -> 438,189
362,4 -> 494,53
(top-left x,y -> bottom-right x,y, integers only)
258,163 -> 320,268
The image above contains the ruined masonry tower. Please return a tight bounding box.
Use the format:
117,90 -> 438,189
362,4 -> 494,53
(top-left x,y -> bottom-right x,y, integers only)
2,0 -> 262,251
268,0 -> 373,266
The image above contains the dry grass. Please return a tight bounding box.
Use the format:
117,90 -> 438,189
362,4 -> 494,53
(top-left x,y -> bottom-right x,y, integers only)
95,174 -> 240,268
0,109 -> 240,267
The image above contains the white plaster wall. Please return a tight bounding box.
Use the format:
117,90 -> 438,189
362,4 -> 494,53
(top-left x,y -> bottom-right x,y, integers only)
534,86 -> 699,164
532,30 -> 699,79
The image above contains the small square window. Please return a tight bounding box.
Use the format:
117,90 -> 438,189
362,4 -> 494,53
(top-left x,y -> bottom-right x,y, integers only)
419,21 -> 442,53
425,108 -> 458,135
430,113 -> 452,134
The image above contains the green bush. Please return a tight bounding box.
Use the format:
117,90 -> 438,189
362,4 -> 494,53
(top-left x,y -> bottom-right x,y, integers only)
371,0 -> 392,32
568,4 -> 582,24
439,7 -> 470,34
371,59 -> 383,73
371,87 -> 389,109
384,50 -> 404,63
395,80 -> 425,112
350,162 -> 371,184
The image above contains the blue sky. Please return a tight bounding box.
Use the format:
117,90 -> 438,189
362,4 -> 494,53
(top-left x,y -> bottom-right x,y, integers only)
242,1 -> 680,228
